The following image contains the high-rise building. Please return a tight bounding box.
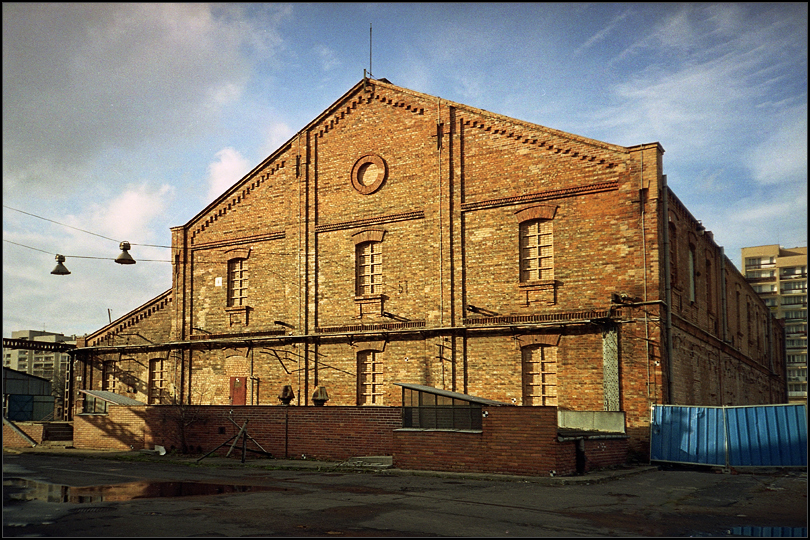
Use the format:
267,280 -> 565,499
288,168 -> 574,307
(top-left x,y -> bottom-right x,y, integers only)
742,245 -> 807,404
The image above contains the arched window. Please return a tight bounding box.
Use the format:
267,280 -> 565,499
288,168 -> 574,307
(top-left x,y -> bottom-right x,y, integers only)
227,258 -> 248,306
357,350 -> 383,405
148,357 -> 167,405
688,245 -> 696,303
520,219 -> 554,282
356,241 -> 382,296
521,345 -> 557,406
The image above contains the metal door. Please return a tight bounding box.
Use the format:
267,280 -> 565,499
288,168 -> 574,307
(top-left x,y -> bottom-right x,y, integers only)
230,376 -> 246,406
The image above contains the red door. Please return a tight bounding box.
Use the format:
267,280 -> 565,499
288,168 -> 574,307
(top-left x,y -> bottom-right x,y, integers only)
230,376 -> 246,405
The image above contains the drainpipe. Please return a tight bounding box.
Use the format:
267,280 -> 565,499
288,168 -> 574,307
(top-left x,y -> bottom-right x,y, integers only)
639,147 -> 651,399
661,175 -> 674,403
719,247 -> 728,404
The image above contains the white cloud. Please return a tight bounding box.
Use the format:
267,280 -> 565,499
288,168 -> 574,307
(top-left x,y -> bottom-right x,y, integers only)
749,113 -> 808,186
314,45 -> 341,71
1,3 -> 289,196
573,7 -> 633,56
205,148 -> 252,203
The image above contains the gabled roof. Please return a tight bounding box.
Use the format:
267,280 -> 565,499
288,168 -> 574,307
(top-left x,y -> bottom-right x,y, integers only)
84,288 -> 172,346
181,77 -> 636,232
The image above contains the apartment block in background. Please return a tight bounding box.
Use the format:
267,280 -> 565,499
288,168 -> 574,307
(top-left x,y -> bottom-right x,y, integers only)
743,245 -> 808,404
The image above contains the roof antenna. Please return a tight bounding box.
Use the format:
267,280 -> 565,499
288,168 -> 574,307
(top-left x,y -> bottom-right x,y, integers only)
369,23 -> 373,79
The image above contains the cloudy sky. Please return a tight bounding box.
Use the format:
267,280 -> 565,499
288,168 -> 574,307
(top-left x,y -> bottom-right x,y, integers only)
3,3 -> 807,338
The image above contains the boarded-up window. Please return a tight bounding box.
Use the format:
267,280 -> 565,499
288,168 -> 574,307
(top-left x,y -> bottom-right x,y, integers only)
102,361 -> 119,392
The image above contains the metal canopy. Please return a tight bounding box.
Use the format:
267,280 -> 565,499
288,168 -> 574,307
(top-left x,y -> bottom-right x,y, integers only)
393,382 -> 512,406
79,390 -> 146,406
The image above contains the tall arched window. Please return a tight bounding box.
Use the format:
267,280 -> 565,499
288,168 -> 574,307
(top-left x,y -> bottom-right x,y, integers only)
356,241 -> 382,295
521,345 -> 557,406
688,245 -> 696,303
357,350 -> 383,405
227,258 -> 248,306
520,219 -> 554,282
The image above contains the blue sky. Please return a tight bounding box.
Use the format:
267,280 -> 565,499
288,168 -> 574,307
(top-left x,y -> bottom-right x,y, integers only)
3,3 -> 807,338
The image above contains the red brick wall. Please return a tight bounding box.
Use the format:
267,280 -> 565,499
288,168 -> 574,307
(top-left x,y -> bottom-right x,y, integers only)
74,404 -> 402,460
72,404 -> 628,476
393,407 -> 627,477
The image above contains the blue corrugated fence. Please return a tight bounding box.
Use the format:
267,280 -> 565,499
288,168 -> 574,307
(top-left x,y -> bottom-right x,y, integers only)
650,404 -> 807,467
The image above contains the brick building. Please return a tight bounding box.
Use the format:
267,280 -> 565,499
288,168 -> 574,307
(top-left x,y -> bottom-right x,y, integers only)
70,77 -> 787,455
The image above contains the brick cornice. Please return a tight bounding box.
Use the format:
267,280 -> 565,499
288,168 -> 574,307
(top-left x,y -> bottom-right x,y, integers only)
86,290 -> 173,347
190,231 -> 285,250
190,159 -> 287,243
463,309 -> 618,326
316,321 -> 427,334
316,210 -> 425,233
461,181 -> 619,212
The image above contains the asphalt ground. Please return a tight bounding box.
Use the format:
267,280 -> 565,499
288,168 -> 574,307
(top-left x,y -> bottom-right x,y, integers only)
3,446 -> 808,537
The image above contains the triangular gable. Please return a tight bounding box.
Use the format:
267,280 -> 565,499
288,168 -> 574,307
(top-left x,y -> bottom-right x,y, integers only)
84,289 -> 172,347
181,77 -> 631,236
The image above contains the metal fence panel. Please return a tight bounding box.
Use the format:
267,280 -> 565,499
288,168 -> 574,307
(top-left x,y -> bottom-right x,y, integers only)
651,404 -> 808,468
726,405 -> 807,467
650,405 -> 726,465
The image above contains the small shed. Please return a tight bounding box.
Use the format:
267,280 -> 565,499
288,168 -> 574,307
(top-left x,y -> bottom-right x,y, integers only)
2,367 -> 54,421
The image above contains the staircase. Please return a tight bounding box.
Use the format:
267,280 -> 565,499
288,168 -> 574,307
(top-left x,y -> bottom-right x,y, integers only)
39,421 -> 73,447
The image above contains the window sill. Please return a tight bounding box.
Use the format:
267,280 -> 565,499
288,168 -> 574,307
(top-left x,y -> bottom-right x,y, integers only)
225,305 -> 250,327
354,294 -> 386,301
354,295 -> 387,319
519,280 -> 558,289
395,428 -> 483,434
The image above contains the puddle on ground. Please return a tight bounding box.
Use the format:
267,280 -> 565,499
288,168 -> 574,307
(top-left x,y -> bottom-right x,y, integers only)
4,478 -> 285,504
726,527 -> 808,537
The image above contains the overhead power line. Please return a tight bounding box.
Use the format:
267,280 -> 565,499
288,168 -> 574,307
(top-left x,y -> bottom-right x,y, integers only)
3,205 -> 171,248
3,239 -> 171,262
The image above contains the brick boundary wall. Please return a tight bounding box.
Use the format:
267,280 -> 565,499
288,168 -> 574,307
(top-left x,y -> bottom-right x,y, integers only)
393,407 -> 629,477
3,422 -> 45,447
74,405 -> 402,460
70,405 -> 629,476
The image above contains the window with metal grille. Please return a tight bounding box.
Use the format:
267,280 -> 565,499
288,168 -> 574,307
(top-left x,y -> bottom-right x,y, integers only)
356,241 -> 382,295
148,357 -> 167,405
522,345 -> 557,406
520,219 -> 553,282
227,258 -> 248,306
357,350 -> 383,405
102,361 -> 119,392
401,387 -> 483,430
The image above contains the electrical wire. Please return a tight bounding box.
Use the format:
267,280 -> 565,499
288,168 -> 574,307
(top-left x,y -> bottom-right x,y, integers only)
3,205 -> 172,248
3,239 -> 171,262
